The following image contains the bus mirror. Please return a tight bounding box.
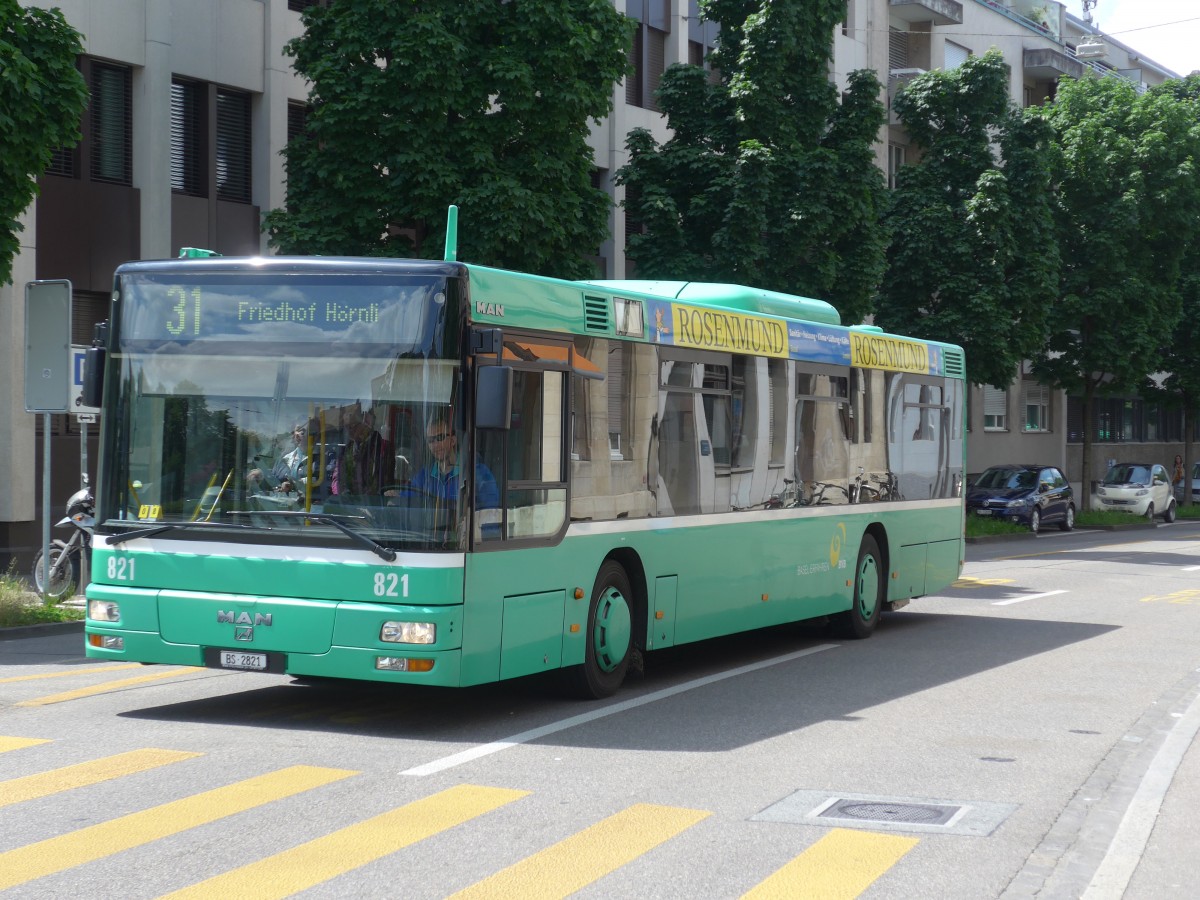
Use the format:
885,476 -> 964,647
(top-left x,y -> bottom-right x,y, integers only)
82,346 -> 106,408
476,366 -> 513,430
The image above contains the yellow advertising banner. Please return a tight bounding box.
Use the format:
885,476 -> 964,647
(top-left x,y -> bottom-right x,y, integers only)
849,332 -> 931,374
670,303 -> 789,358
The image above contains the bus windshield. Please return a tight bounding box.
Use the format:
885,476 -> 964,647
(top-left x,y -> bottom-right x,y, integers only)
99,269 -> 473,551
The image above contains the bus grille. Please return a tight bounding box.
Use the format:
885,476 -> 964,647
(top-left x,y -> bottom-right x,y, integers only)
583,295 -> 610,332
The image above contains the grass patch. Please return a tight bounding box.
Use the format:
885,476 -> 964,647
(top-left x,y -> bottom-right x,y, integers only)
965,514 -> 1028,538
1176,503 -> 1200,519
1074,509 -> 1154,527
0,562 -> 85,628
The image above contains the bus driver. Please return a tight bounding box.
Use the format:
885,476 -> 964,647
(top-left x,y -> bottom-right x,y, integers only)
408,411 -> 500,514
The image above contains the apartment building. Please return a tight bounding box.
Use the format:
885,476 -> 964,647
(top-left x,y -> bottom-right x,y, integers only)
0,0 -> 1186,563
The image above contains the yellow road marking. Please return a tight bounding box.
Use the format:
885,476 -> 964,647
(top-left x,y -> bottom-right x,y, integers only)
449,803 -> 710,900
0,736 -> 51,754
0,664 -> 146,684
0,765 -> 355,891
0,749 -> 202,809
741,828 -> 918,900
16,667 -> 202,706
161,784 -> 529,900
952,576 -> 1015,588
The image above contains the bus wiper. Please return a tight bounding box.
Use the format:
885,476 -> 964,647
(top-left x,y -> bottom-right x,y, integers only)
106,520 -> 256,545
228,510 -> 397,562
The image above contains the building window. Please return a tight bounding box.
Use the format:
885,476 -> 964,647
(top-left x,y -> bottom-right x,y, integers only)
170,80 -> 205,197
216,89 -> 251,202
1022,383 -> 1050,432
90,62 -> 132,185
627,1 -> 671,111
983,385 -> 1007,431
287,100 -> 309,143
944,41 -> 970,70
889,28 -> 909,70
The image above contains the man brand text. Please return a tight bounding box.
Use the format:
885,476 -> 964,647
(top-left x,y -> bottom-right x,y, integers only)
217,611 -> 273,626
475,301 -> 505,317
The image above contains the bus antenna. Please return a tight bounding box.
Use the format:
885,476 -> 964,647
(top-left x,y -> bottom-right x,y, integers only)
444,205 -> 458,262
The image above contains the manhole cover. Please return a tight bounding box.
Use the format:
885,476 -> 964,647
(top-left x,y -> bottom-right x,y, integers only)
818,799 -> 961,826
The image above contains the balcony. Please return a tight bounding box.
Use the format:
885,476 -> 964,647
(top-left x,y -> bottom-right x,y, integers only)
889,0 -> 964,26
888,68 -> 927,125
1024,46 -> 1084,80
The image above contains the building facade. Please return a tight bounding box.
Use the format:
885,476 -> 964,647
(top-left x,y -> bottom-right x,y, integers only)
0,0 -> 1190,566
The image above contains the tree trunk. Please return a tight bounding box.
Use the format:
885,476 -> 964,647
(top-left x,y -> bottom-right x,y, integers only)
1184,403 -> 1194,508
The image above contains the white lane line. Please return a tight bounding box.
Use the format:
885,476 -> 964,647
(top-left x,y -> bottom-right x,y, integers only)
1083,685 -> 1200,899
1183,565 -> 1200,572
401,644 -> 839,777
993,589 -> 1069,606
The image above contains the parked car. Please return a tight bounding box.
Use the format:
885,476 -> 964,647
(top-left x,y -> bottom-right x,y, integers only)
1095,462 -> 1176,522
965,464 -> 1074,533
1174,461 -> 1200,504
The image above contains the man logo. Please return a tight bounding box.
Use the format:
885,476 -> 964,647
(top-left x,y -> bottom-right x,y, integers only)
217,610 -> 273,626
234,626 -> 254,642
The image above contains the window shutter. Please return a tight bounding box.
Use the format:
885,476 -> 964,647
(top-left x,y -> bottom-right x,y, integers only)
90,62 -> 131,185
983,385 -> 1007,417
170,81 -> 204,196
944,41 -> 970,70
646,27 -> 667,111
216,89 -> 251,202
889,29 -> 909,70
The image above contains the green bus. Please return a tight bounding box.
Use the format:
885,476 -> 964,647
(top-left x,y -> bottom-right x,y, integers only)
83,229 -> 965,698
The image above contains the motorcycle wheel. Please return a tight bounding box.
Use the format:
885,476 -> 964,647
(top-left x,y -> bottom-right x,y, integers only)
32,545 -> 80,600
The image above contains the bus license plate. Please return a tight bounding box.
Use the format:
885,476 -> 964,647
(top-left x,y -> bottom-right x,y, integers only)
219,651 -> 267,670
975,509 -> 992,516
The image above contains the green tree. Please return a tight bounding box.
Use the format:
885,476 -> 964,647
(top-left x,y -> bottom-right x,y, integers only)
1032,76 -> 1200,507
874,52 -> 1058,390
1145,74 -> 1200,505
263,0 -> 630,279
616,0 -> 886,326
0,0 -> 87,285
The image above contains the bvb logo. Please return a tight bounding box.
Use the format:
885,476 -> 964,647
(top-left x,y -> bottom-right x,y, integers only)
830,522 -> 847,567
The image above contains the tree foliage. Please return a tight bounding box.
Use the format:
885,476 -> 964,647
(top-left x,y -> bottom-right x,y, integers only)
874,52 -> 1058,389
264,0 -> 631,279
1032,75 -> 1200,503
0,0 -> 87,285
616,0 -> 886,325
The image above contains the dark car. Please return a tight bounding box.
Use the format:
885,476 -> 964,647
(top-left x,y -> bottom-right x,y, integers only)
966,464 -> 1074,533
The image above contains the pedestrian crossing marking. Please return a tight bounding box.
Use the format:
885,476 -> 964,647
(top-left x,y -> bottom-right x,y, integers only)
15,667 -> 201,706
0,764 -> 356,891
447,803 -> 711,900
160,784 -> 530,899
0,736 -> 51,754
740,828 -> 918,899
0,749 -> 202,809
0,663 -> 144,684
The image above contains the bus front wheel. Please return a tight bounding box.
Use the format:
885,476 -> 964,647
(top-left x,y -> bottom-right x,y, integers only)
832,535 -> 883,640
565,560 -> 633,699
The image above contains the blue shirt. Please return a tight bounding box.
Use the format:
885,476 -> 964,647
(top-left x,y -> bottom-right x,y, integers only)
409,460 -> 499,509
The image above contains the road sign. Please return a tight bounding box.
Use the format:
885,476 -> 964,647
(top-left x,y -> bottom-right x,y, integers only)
24,280 -> 72,413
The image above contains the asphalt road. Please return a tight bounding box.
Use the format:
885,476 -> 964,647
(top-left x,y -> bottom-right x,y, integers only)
1,521 -> 1198,898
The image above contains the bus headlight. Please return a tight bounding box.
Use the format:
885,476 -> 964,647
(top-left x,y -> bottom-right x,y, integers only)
89,600 -> 121,622
380,621 -> 436,644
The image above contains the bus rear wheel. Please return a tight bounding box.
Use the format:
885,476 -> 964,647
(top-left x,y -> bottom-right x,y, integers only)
832,535 -> 883,640
565,560 -> 633,699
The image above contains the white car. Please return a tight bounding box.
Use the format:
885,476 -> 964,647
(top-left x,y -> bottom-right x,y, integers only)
1095,462 -> 1176,522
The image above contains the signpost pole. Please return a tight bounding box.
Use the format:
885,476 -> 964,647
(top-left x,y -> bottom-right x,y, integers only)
42,413 -> 52,599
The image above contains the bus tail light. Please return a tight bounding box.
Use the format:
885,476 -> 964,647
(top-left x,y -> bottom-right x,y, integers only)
375,657 -> 434,672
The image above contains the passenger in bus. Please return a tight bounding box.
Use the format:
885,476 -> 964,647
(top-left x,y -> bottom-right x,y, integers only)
407,410 -> 499,511
332,406 -> 394,496
247,420 -> 309,493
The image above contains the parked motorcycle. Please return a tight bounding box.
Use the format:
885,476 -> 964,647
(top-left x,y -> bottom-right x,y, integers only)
32,476 -> 95,599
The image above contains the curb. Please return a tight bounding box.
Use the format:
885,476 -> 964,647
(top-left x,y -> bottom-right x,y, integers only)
0,620 -> 85,640
965,532 -> 1036,544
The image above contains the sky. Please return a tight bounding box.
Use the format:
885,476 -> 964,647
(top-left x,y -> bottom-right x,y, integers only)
1061,0 -> 1200,76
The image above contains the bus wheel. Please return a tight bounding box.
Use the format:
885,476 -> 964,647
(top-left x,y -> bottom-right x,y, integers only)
566,560 -> 633,699
832,535 -> 883,640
